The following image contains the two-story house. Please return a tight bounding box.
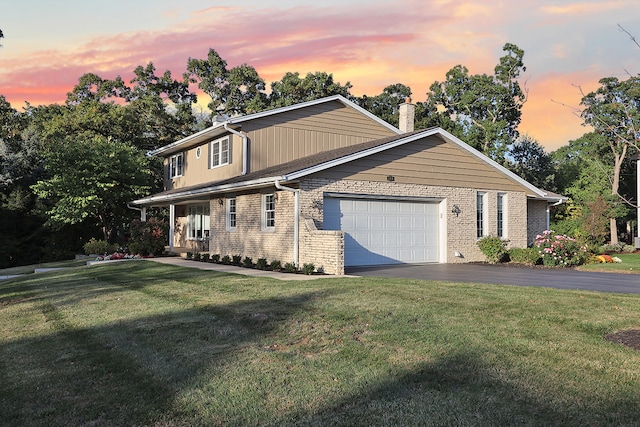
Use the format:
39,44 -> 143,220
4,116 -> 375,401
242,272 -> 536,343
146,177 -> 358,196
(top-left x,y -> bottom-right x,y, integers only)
130,95 -> 563,274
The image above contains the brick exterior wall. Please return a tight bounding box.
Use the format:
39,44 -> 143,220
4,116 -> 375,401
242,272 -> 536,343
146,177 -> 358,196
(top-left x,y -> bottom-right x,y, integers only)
527,199 -> 549,244
172,178 -> 541,275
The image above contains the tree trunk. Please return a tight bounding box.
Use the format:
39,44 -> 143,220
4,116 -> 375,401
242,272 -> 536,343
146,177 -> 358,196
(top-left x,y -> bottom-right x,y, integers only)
610,217 -> 619,245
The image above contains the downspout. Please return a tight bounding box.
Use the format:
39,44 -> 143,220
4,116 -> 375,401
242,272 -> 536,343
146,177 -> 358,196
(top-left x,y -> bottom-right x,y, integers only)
275,180 -> 299,267
224,122 -> 248,176
127,203 -> 146,221
546,199 -> 564,230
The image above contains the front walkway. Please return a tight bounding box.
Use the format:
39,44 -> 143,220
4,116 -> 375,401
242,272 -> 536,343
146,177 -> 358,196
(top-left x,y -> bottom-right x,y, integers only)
146,257 -> 351,281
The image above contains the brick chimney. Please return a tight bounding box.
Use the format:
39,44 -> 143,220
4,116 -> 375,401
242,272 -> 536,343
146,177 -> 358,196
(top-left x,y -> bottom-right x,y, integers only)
398,97 -> 415,133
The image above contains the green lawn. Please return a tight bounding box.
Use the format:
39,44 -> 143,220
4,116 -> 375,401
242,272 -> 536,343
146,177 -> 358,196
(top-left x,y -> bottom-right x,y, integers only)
577,253 -> 640,273
2,261 -> 640,426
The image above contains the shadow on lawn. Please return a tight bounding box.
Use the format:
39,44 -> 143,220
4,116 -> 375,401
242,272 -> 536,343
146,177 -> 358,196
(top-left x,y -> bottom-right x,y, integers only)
0,263 -> 327,426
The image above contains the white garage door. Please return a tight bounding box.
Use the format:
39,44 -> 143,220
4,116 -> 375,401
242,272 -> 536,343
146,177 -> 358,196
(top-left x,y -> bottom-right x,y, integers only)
323,197 -> 439,266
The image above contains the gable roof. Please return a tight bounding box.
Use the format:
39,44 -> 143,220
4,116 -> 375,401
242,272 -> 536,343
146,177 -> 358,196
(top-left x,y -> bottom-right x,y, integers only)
132,127 -> 565,206
148,95 -> 401,157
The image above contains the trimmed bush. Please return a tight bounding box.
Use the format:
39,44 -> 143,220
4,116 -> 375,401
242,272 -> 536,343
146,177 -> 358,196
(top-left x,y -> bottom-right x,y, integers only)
232,255 -> 242,265
256,258 -> 268,270
283,262 -> 297,273
270,260 -> 282,271
508,247 -> 540,265
193,252 -> 201,261
83,238 -> 113,255
477,235 -> 509,264
201,253 -> 210,262
211,254 -> 220,263
221,255 -> 231,265
186,252 -> 193,260
242,256 -> 254,268
302,263 -> 315,275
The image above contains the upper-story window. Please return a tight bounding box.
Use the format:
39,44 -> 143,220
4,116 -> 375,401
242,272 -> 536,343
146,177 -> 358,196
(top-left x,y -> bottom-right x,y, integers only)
169,153 -> 183,178
210,136 -> 230,168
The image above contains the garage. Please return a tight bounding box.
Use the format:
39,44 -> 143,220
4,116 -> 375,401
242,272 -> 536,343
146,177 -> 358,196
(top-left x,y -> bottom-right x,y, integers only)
323,197 -> 440,266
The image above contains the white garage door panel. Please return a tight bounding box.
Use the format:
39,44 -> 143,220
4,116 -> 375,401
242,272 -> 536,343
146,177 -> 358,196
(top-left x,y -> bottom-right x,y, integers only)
323,198 -> 439,266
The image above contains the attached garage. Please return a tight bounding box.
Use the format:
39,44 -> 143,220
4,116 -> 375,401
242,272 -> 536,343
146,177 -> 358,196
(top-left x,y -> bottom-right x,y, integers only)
323,196 -> 441,266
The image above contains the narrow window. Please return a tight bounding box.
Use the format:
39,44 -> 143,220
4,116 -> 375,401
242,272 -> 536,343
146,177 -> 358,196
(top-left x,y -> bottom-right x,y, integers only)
497,193 -> 506,238
169,153 -> 183,178
226,197 -> 236,230
262,193 -> 275,230
187,204 -> 210,239
477,192 -> 487,238
210,136 -> 230,168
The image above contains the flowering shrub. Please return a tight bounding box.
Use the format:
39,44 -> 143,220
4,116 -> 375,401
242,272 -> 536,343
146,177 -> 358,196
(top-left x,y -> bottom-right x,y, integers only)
95,252 -> 142,261
533,230 -> 588,267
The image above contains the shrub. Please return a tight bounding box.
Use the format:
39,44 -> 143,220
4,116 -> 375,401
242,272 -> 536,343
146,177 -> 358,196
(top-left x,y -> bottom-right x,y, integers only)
128,218 -> 168,256
534,230 -> 588,267
508,247 -> 540,265
221,255 -> 231,265
193,252 -> 201,261
211,254 -> 220,263
242,256 -> 254,268
601,242 -> 626,253
201,253 -> 210,262
256,258 -> 268,270
186,252 -> 193,260
623,244 -> 636,253
270,260 -> 282,271
477,235 -> 509,264
232,255 -> 242,265
83,238 -> 113,255
283,262 -> 297,273
302,263 -> 315,275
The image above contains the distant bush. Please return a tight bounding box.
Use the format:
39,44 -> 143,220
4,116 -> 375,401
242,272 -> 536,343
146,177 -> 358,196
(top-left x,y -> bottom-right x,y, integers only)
186,252 -> 193,260
283,262 -> 297,273
201,253 -> 210,262
302,263 -> 315,275
128,218 -> 168,256
83,238 -> 113,255
211,254 -> 220,263
508,247 -> 540,265
477,236 -> 509,264
193,252 -> 201,261
270,260 -> 282,271
221,255 -> 231,265
242,256 -> 254,268
534,230 -> 588,267
232,255 -> 242,265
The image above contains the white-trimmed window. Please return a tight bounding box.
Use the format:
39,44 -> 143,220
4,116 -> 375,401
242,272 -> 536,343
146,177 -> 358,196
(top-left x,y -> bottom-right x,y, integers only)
187,204 -> 210,239
476,192 -> 487,238
169,153 -> 183,178
226,197 -> 236,230
210,136 -> 230,168
262,193 -> 275,230
497,193 -> 506,238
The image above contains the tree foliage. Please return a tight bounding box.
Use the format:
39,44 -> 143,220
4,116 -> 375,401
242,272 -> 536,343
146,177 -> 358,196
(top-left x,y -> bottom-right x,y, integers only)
31,136 -> 153,242
268,71 -> 353,108
423,43 -> 527,163
506,134 -> 556,191
355,83 -> 412,128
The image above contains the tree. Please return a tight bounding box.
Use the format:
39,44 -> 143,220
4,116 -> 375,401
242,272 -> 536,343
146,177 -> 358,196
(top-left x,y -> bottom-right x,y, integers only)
31,136 -> 153,242
185,48 -> 266,116
580,75 -> 640,244
423,43 -> 527,163
506,134 -> 556,191
269,71 -> 353,108
355,83 -> 412,127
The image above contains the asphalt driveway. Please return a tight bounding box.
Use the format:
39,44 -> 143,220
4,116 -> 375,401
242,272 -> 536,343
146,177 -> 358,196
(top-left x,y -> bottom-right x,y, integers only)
346,263 -> 640,294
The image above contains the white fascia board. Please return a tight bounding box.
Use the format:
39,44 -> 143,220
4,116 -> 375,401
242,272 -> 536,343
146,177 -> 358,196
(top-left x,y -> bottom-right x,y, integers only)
130,176 -> 282,206
147,124 -> 229,156
229,95 -> 401,134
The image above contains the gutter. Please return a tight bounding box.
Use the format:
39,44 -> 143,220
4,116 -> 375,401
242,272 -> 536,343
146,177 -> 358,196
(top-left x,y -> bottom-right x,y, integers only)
274,180 -> 300,267
224,122 -> 248,176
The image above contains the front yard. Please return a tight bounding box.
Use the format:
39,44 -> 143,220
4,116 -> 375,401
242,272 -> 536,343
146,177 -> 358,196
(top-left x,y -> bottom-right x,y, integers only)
2,261 -> 640,426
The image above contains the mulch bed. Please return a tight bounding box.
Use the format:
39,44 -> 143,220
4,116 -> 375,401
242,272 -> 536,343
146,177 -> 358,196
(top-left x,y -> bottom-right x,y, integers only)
605,330 -> 640,350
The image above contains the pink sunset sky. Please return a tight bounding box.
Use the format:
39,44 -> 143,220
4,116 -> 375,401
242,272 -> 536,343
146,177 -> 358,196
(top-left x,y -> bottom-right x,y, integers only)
1,0 -> 639,151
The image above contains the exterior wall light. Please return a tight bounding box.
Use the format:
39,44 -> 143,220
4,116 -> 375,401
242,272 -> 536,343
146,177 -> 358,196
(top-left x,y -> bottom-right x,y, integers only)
451,204 -> 461,217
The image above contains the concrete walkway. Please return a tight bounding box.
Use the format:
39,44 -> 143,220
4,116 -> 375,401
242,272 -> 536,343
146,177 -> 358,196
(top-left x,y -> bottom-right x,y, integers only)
145,257 -> 349,281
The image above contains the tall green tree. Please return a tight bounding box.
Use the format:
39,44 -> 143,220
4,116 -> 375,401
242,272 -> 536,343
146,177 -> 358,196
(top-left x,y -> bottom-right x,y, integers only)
185,48 -> 266,116
423,43 -> 527,163
580,75 -> 640,243
31,136 -> 153,242
269,71 -> 353,108
506,134 -> 556,191
355,83 -> 412,127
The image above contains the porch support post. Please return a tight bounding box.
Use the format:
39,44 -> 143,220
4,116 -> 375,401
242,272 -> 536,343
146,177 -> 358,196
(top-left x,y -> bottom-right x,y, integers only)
140,207 -> 147,222
169,204 -> 175,252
